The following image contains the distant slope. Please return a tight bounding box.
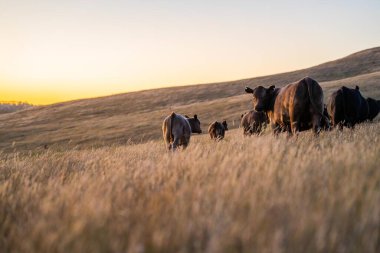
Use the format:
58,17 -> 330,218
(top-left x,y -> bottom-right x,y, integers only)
1,47 -> 379,152
0,102 -> 33,114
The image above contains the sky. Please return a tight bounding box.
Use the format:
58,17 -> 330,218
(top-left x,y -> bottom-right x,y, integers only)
1,0 -> 379,105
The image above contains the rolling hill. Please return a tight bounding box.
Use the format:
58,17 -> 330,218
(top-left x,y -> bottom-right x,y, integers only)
1,47 -> 379,152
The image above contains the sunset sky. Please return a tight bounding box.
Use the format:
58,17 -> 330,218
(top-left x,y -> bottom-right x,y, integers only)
1,0 -> 379,104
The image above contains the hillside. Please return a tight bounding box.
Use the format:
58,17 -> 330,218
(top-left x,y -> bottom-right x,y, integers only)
0,47 -> 379,152
0,102 -> 33,114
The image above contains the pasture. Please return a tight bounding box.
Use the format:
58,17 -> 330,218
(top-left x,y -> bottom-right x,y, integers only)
0,47 -> 379,253
0,47 -> 379,152
1,124 -> 379,253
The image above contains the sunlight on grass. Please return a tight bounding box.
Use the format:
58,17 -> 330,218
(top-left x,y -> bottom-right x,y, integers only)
1,123 -> 379,252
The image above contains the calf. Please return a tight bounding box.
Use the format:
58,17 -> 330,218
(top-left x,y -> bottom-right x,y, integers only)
208,120 -> 228,140
240,110 -> 268,135
162,112 -> 202,150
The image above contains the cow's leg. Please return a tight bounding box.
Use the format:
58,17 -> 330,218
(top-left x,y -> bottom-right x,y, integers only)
338,122 -> 344,131
290,117 -> 301,135
272,123 -> 281,136
182,136 -> 190,150
244,127 -> 250,136
312,113 -> 322,135
332,117 -> 343,131
289,105 -> 302,135
164,138 -> 172,150
172,137 -> 180,151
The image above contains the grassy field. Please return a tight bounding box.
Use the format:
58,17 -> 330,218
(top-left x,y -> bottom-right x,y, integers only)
1,47 -> 379,252
1,123 -> 380,253
0,47 -> 379,152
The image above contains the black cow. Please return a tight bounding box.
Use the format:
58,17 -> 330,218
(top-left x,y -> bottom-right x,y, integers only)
366,97 -> 380,121
327,86 -> 369,129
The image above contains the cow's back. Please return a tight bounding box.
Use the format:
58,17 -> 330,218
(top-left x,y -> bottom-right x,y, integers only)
273,77 -> 323,130
172,114 -> 191,138
162,113 -> 191,150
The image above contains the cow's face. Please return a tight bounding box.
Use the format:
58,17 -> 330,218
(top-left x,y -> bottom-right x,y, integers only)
245,85 -> 275,112
188,114 -> 202,134
222,120 -> 228,130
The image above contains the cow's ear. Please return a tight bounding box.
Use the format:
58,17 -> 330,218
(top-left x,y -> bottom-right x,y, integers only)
245,87 -> 253,94
185,115 -> 189,118
355,85 -> 359,90
194,114 -> 198,119
268,85 -> 275,91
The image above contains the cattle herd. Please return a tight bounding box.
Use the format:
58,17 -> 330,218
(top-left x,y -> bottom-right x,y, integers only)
162,77 -> 379,150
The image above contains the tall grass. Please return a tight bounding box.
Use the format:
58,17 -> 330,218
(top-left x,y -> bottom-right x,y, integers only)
1,124 -> 379,253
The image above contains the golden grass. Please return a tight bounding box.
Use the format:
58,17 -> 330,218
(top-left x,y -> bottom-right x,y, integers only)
1,123 -> 379,253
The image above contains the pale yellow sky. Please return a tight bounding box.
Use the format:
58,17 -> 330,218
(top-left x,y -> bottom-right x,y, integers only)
1,0 -> 379,104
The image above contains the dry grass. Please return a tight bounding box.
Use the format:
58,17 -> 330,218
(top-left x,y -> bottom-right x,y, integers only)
1,123 -> 379,253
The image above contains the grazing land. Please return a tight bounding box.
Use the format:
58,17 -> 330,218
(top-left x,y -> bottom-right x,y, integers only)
1,124 -> 379,252
0,47 -> 379,152
0,47 -> 380,252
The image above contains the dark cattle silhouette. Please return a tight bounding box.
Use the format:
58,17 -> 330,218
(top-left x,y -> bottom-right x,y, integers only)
162,113 -> 202,150
366,97 -> 380,121
327,86 -> 369,129
240,110 -> 268,135
208,120 -> 228,140
245,77 -> 325,135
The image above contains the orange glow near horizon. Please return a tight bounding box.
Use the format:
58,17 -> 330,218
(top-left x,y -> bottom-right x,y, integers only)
1,1 -> 379,105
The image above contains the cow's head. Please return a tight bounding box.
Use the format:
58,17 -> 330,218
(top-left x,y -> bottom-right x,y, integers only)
222,120 -> 228,131
187,114 -> 202,134
245,85 -> 276,112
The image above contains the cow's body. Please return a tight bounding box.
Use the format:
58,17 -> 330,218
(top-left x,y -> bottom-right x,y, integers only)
162,112 -> 201,150
240,110 -> 268,135
245,77 -> 325,134
208,120 -> 228,140
366,97 -> 380,121
327,86 -> 369,129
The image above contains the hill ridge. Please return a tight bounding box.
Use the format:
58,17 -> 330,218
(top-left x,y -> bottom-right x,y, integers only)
0,47 -> 379,152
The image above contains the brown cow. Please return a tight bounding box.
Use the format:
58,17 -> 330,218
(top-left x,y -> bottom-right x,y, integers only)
162,112 -> 202,150
208,120 -> 228,140
245,77 -> 325,135
240,110 -> 268,135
